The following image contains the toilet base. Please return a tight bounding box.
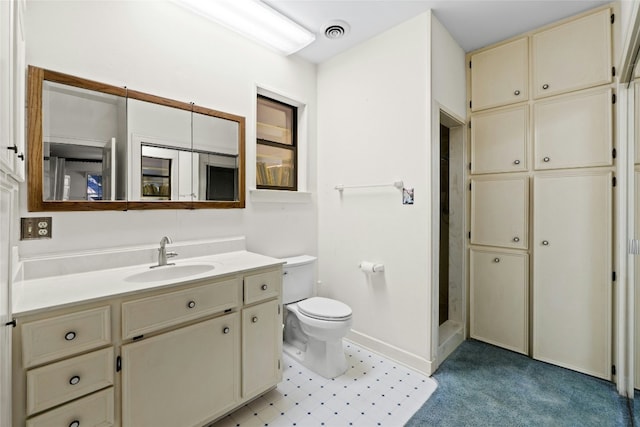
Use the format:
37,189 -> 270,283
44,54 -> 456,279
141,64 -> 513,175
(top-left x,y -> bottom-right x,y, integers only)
283,338 -> 349,379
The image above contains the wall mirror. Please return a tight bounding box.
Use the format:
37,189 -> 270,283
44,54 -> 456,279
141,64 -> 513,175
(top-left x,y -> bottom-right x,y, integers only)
27,66 -> 245,211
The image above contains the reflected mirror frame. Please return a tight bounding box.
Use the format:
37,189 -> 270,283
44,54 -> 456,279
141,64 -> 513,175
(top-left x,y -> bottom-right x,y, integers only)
27,65 -> 246,211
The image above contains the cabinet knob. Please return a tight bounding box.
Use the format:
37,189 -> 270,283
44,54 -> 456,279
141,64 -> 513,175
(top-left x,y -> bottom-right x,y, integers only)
493,258 -> 500,263
514,89 -> 520,96
542,84 -> 549,90
513,159 -> 520,165
261,284 -> 268,291
69,421 -> 80,427
223,327 -> 230,334
187,300 -> 196,309
542,240 -> 549,246
64,331 -> 77,341
543,157 -> 550,163
252,316 -> 258,323
69,375 -> 81,386
513,237 -> 520,242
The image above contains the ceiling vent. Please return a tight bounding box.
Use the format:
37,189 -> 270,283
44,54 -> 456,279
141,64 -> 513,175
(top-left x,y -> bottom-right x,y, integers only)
323,20 -> 350,40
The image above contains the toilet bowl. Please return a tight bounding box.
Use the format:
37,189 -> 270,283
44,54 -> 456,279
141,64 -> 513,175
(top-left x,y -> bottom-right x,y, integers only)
281,256 -> 353,379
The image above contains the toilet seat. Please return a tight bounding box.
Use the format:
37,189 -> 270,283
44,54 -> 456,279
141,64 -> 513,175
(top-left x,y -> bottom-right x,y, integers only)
297,297 -> 352,321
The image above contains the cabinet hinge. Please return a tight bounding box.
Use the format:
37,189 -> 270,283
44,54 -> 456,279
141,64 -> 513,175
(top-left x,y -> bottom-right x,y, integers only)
4,319 -> 16,328
612,148 -> 617,159
612,93 -> 616,104
116,356 -> 122,372
468,183 -> 472,191
468,162 -> 471,170
612,271 -> 616,282
468,231 -> 471,239
612,66 -> 616,77
612,364 -> 616,375
613,176 -> 617,187
469,60 -> 472,69
611,13 -> 615,24
468,122 -> 471,129
133,335 -> 144,341
278,305 -> 281,315
278,359 -> 281,370
469,100 -> 472,109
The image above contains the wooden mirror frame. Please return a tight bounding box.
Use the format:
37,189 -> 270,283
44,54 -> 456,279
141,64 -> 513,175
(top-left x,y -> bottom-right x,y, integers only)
27,66 -> 246,211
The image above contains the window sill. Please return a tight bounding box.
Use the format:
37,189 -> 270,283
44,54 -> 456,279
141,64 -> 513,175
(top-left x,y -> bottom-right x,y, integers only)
249,189 -> 312,204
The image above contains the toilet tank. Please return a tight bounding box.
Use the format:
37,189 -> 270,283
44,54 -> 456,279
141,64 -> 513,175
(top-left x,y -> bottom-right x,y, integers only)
281,255 -> 317,304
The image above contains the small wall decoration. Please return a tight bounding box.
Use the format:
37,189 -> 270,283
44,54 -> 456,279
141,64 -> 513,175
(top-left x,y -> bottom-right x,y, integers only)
402,187 -> 414,205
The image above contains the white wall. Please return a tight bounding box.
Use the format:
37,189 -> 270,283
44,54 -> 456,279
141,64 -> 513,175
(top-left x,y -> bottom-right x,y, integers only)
317,12 -> 434,373
21,0 -> 317,258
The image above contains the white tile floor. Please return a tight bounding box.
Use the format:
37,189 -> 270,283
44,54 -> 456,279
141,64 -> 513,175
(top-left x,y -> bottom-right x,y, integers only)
211,341 -> 438,427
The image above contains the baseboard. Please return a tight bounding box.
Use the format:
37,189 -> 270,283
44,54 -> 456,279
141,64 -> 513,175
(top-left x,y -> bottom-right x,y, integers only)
345,330 -> 434,376
437,323 -> 464,369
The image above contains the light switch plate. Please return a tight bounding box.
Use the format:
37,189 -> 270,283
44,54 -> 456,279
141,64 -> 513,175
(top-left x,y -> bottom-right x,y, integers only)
21,217 -> 52,240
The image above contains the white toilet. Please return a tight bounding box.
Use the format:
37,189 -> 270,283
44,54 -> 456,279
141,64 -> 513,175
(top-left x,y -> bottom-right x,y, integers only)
281,255 -> 353,379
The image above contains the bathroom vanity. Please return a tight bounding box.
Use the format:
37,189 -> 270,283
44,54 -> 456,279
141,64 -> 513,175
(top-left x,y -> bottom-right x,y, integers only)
10,247 -> 283,427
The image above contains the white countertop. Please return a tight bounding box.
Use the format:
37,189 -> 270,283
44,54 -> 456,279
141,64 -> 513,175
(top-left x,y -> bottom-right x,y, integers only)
13,250 -> 284,316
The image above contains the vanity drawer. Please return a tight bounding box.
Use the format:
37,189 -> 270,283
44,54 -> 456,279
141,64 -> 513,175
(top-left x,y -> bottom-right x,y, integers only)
122,277 -> 241,339
26,387 -> 115,427
27,347 -> 114,416
22,306 -> 111,368
244,269 -> 282,305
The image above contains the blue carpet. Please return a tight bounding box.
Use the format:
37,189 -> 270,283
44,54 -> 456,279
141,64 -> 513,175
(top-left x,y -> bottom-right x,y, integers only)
634,390 -> 639,426
406,340 -> 631,427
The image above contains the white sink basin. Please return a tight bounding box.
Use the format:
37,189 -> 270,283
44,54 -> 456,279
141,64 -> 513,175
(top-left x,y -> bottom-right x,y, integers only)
124,263 -> 215,283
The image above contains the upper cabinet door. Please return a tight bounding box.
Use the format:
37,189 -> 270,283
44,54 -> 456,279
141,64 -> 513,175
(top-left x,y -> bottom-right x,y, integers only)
534,87 -> 612,170
532,8 -> 611,99
471,37 -> 528,112
471,105 -> 528,174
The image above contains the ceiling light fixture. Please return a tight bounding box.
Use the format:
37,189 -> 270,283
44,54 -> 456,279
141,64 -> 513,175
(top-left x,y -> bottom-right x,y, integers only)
174,0 -> 315,56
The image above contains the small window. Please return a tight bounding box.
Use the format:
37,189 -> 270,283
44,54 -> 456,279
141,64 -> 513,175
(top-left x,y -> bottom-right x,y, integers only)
256,95 -> 297,190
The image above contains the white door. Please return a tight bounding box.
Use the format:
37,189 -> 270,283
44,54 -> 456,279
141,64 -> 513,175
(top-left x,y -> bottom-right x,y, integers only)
0,174 -> 16,427
533,170 -> 612,380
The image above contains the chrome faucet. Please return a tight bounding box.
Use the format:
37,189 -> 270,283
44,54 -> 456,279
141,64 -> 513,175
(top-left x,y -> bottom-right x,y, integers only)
152,236 -> 178,268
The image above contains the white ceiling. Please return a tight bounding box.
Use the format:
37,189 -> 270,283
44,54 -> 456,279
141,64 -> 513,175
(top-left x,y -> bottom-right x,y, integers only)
263,0 -> 611,63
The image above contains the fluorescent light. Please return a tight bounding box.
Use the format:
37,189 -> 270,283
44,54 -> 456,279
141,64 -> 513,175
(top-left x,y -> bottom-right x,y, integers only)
174,0 -> 315,56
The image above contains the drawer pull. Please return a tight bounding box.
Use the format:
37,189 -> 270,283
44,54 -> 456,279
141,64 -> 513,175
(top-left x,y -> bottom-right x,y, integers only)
187,301 -> 196,309
69,375 -> 81,386
69,421 -> 80,427
513,159 -> 520,165
223,327 -> 230,334
513,237 -> 520,243
252,316 -> 258,323
542,240 -> 549,246
543,156 -> 550,163
542,83 -> 549,90
494,258 -> 500,263
261,284 -> 268,291
514,89 -> 520,96
64,331 -> 77,341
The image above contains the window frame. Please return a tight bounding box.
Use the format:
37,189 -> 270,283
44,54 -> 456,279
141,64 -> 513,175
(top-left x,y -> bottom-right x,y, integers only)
256,94 -> 298,191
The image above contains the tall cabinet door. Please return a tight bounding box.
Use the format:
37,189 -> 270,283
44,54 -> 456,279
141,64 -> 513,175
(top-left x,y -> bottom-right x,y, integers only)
533,170 -> 612,380
470,37 -> 528,112
470,249 -> 528,354
532,8 -> 611,99
471,175 -> 528,250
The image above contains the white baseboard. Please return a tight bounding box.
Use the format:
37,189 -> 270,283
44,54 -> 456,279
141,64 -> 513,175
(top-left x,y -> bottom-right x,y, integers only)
345,330 -> 433,376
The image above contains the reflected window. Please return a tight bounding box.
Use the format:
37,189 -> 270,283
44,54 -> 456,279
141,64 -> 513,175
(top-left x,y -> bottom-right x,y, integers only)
141,155 -> 171,200
257,96 -> 297,190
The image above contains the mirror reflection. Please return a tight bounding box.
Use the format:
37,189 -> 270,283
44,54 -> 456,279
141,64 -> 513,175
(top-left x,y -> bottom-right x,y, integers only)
30,66 -> 246,210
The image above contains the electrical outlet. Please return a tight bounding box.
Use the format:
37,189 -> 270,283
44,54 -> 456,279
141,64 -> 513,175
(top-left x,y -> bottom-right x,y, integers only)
21,217 -> 52,240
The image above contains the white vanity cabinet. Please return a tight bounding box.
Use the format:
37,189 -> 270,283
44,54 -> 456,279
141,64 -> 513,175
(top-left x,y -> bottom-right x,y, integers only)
12,261 -> 284,427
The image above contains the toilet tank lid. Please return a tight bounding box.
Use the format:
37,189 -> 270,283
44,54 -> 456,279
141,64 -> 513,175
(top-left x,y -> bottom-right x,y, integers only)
281,255 -> 316,267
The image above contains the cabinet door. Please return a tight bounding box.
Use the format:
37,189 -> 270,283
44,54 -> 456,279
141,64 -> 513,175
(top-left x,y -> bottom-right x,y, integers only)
470,176 -> 528,249
533,170 -> 611,380
121,314 -> 240,427
470,249 -> 528,354
470,37 -> 528,111
471,105 -> 528,174
534,87 -> 612,170
532,8 -> 611,99
242,299 -> 282,398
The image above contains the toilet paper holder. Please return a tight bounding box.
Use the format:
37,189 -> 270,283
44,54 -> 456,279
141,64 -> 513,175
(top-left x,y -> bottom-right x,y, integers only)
359,261 -> 384,273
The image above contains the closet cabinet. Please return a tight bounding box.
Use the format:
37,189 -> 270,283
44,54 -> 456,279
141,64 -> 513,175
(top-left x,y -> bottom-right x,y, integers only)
470,175 -> 528,250
534,87 -> 613,170
471,105 -> 528,174
470,37 -> 528,112
470,249 -> 528,354
532,170 -> 612,380
532,8 -> 612,99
